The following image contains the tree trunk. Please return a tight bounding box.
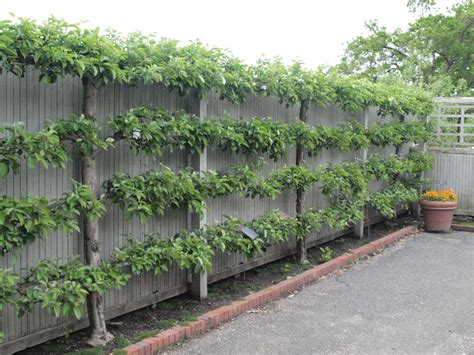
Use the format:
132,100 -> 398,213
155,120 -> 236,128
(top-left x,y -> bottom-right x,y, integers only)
81,77 -> 113,346
391,116 -> 406,224
296,102 -> 309,264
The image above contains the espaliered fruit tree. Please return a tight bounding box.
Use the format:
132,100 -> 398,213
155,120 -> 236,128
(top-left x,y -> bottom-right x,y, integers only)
0,17 -> 434,346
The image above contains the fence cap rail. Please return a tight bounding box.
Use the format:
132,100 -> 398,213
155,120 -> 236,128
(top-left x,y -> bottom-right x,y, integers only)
433,97 -> 474,104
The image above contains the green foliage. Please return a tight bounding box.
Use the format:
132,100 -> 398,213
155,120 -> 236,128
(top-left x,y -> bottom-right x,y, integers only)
319,247 -> 334,262
365,150 -> 434,182
51,115 -> 113,156
0,17 -> 435,108
104,152 -> 432,221
0,123 -> 69,177
407,0 -> 436,14
154,319 -> 176,330
368,183 -> 419,218
210,210 -> 299,255
0,182 -> 105,255
280,263 -> 292,273
109,107 -> 292,159
111,210 -> 300,280
0,15 -> 440,347
367,120 -> 434,147
110,107 -> 435,162
300,199 -> 366,237
135,331 -> 156,342
339,1 -> 474,96
317,161 -> 367,199
104,166 -> 207,222
16,257 -> 129,319
0,138 -> 433,327
114,232 -> 214,274
0,113 -> 114,179
0,17 -> 125,85
290,119 -> 370,155
375,85 -> 434,117
54,181 -> 107,224
0,268 -> 17,310
113,336 -> 131,348
121,35 -> 255,102
252,58 -> 335,107
1,154 -> 430,324
0,196 -> 56,255
332,76 -> 379,113
180,310 -> 198,322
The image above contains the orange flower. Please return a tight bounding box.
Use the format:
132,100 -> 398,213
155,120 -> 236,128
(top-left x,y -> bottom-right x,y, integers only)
421,189 -> 456,201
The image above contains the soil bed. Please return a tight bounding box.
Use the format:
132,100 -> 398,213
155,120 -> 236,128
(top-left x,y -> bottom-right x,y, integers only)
17,215 -> 417,355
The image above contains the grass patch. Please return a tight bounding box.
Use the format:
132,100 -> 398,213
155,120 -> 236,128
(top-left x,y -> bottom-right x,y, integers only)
180,310 -> 198,322
113,336 -> 130,348
153,319 -> 176,330
135,331 -> 156,342
112,350 -> 127,355
207,289 -> 224,300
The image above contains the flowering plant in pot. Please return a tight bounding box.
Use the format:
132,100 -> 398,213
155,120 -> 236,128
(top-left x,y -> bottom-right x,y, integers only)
419,189 -> 457,232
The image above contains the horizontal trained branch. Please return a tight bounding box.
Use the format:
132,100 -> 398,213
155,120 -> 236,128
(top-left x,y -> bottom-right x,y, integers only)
0,108 -> 434,179
1,180 -> 420,321
0,181 -> 106,255
104,150 -> 433,221
109,107 -> 434,159
0,124 -> 69,178
368,182 -> 419,218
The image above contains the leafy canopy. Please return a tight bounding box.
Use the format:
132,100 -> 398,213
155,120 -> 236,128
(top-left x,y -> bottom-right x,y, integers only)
0,16 -> 433,112
338,1 -> 474,96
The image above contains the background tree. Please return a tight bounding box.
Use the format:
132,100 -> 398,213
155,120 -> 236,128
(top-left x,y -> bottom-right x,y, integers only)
338,0 -> 473,96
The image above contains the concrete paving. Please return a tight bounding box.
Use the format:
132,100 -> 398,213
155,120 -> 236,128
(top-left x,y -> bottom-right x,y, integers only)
167,232 -> 474,354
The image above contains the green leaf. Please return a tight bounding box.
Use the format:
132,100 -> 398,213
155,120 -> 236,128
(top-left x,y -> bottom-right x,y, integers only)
0,163 -> 9,178
73,305 -> 83,319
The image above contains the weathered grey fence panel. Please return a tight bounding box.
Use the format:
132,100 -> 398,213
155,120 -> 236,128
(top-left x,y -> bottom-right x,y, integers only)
426,149 -> 474,215
1,71 -> 412,353
0,70 -> 191,352
205,93 -> 297,281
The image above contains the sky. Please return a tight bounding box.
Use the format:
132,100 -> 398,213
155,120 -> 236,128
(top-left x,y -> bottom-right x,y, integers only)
1,0 -> 460,68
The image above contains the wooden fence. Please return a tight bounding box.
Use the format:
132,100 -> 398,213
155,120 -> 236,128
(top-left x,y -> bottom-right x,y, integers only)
1,69 -> 406,353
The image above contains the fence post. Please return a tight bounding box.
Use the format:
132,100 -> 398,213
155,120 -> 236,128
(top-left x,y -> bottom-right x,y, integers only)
187,94 -> 208,300
411,115 -> 429,219
354,109 -> 369,238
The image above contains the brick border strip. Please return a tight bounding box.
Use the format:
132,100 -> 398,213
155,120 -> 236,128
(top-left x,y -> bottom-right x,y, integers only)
119,225 -> 418,355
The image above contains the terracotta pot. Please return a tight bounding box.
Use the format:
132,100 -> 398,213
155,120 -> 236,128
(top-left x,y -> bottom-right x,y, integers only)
419,200 -> 457,232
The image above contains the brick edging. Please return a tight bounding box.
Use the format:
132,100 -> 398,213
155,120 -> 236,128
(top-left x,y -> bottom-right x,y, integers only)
451,223 -> 474,232
119,225 -> 418,355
